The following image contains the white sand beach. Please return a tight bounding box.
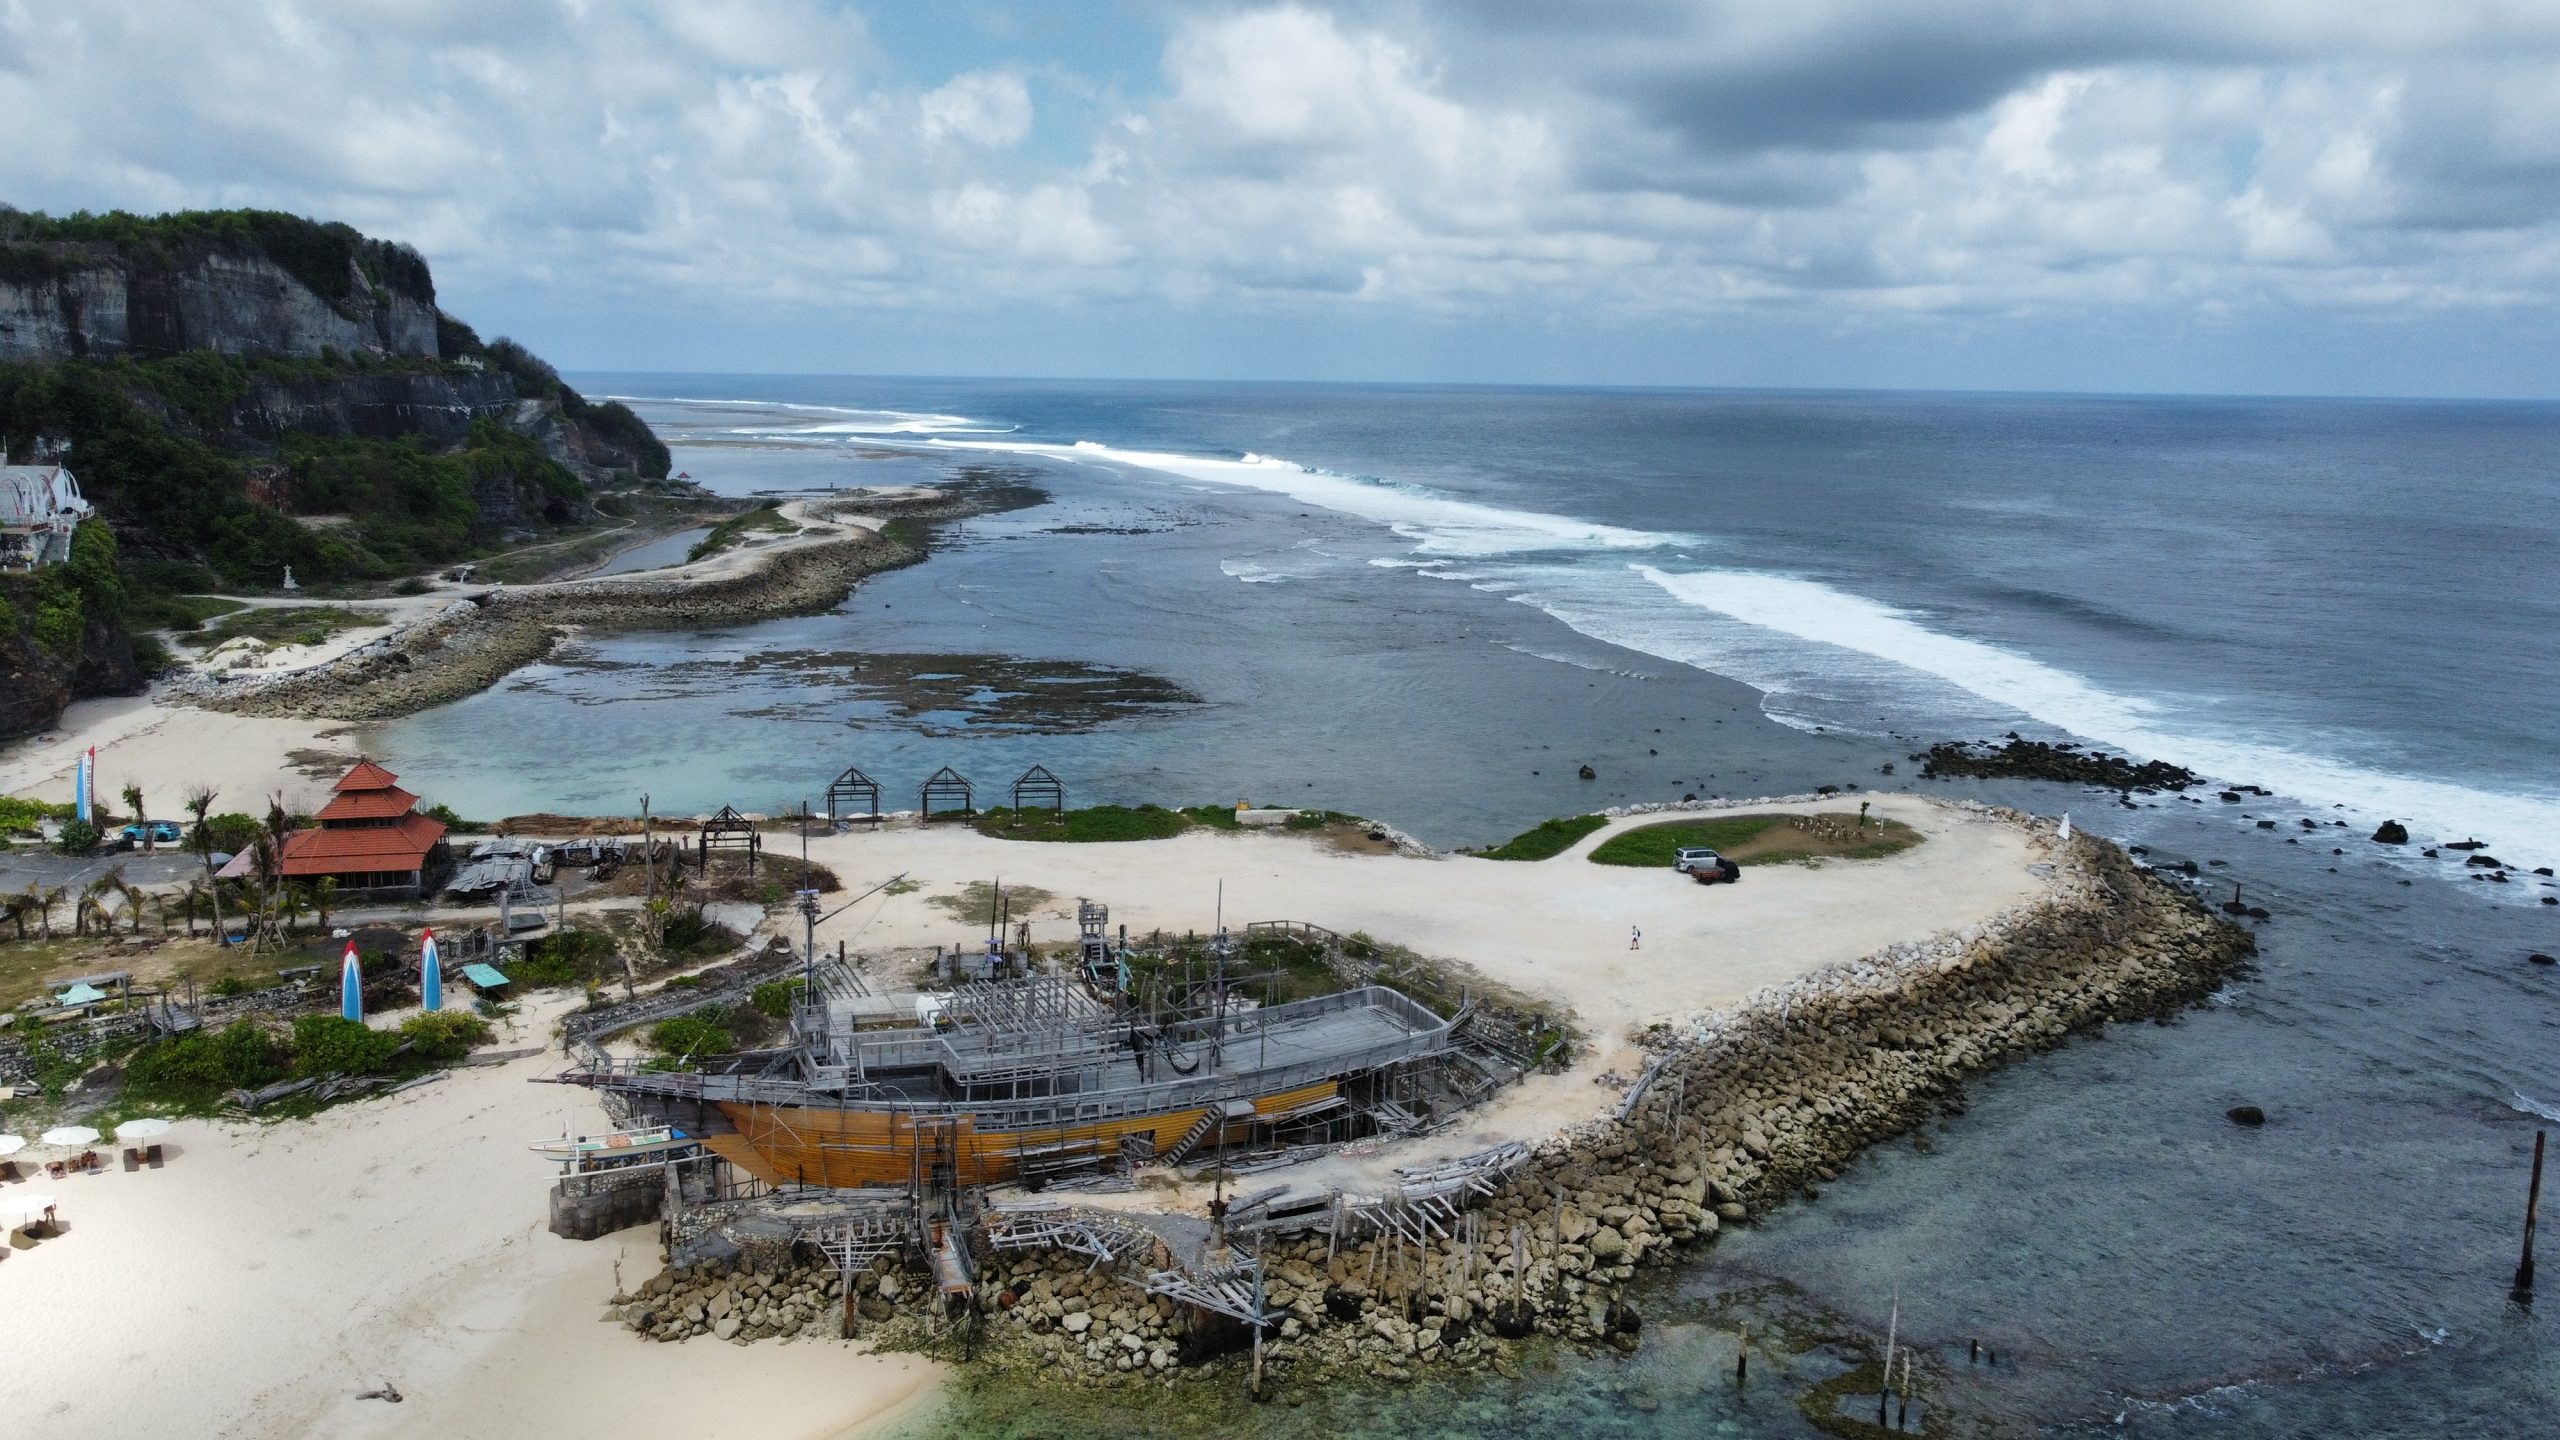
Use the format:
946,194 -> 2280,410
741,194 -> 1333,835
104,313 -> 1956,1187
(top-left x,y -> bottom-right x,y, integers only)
0,993 -> 942,1440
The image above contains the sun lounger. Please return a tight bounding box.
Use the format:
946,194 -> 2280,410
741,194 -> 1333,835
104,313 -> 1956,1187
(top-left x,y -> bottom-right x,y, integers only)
146,1144 -> 165,1168
80,1150 -> 102,1172
123,1148 -> 143,1171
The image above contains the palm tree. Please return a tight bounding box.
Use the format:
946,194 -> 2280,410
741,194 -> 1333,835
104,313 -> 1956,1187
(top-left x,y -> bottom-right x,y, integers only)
177,882 -> 204,937
34,883 -> 62,939
3,891 -> 30,940
122,782 -> 151,852
183,784 -> 229,945
312,876 -> 338,936
121,876 -> 150,934
280,883 -> 311,937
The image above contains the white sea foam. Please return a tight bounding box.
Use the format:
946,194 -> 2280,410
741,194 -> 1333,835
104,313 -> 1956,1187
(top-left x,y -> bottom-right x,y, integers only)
932,438 -> 1677,557
936,430 -> 2560,874
1219,559 -> 1292,585
1633,563 -> 2560,872
2512,1091 -> 2560,1124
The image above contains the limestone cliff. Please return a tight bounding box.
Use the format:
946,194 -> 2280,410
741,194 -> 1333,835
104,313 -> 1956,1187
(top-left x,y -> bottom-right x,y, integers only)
0,213 -> 439,362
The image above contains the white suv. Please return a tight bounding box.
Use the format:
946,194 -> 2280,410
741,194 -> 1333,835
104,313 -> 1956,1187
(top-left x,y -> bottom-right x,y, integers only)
1672,847 -> 1722,872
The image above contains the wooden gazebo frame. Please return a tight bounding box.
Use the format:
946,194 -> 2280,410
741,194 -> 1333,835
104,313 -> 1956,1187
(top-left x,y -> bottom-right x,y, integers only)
698,804 -> 761,873
826,766 -> 882,825
919,767 -> 975,821
1011,764 -> 1065,815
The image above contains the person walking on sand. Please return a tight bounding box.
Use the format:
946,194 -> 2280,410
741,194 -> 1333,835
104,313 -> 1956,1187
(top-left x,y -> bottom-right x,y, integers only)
1630,925 -> 1641,951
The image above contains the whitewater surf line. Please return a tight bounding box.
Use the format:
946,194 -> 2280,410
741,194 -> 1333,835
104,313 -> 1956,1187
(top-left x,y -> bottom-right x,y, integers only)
926,432 -> 2559,876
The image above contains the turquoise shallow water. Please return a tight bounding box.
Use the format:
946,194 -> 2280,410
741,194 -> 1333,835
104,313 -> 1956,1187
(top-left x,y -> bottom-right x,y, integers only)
400,377 -> 2558,1435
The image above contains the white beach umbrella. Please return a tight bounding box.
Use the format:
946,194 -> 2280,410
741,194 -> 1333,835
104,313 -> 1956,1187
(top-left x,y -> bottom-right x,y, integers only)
2,1192 -> 58,1227
0,1134 -> 25,1157
40,1125 -> 101,1147
114,1118 -> 173,1142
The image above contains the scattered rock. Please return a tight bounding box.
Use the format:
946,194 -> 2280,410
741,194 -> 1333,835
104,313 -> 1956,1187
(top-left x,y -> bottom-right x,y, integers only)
1578,764 -> 1597,780
2227,1105 -> 2267,1127
2530,953 -> 2556,967
2371,820 -> 2409,844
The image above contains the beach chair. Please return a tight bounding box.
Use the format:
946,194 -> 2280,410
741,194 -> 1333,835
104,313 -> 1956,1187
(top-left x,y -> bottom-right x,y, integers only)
80,1149 -> 102,1173
0,1160 -> 19,1181
146,1144 -> 165,1168
124,1147 -> 143,1171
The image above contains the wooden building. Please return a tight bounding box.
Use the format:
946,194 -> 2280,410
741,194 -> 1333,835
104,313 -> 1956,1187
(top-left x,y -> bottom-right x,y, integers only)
277,760 -> 451,898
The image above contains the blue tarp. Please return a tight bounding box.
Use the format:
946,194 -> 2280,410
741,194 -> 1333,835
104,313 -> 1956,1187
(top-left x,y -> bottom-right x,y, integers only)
460,963 -> 510,990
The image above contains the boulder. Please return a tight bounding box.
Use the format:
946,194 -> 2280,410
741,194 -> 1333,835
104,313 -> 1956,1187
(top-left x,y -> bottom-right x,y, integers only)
2226,1105 -> 2267,1127
2371,820 -> 2409,844
2530,953 -> 2556,967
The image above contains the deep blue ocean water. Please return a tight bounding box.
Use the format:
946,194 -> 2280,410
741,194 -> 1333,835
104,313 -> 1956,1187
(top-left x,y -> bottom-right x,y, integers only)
385,377 -> 2558,1436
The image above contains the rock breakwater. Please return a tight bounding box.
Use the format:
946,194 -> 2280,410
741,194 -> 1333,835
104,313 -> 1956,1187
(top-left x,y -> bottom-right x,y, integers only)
173,485 -> 1023,722
618,816 -> 2252,1393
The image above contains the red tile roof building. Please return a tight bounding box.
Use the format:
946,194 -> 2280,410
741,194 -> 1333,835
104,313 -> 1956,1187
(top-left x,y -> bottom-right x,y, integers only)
278,759 -> 450,895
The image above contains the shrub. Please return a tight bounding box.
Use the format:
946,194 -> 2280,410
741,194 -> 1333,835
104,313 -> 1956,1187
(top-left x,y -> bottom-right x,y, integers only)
750,977 -> 806,1019
204,812 -> 263,854
127,1020 -> 287,1094
290,1014 -> 402,1076
54,819 -> 99,854
207,976 -> 250,998
1480,814 -> 1609,861
648,1010 -> 732,1059
399,1010 -> 491,1062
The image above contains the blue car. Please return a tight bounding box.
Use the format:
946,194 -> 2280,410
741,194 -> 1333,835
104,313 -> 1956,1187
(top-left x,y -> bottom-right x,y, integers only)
120,820 -> 184,846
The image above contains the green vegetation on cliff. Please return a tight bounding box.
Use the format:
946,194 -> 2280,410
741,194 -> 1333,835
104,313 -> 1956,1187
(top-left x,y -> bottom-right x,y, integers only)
0,206 -> 435,314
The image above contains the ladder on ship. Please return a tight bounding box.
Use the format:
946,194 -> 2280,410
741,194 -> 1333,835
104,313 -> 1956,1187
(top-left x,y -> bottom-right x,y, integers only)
1160,1098 -> 1259,1167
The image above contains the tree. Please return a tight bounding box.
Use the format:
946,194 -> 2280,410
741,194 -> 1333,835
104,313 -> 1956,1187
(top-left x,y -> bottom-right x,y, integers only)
122,781 -> 150,852
280,883 -> 310,938
2,891 -> 30,940
34,883 -> 62,938
120,874 -> 148,934
183,784 -> 228,945
311,876 -> 338,936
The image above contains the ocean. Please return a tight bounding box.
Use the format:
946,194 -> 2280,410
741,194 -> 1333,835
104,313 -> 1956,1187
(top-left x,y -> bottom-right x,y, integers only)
390,377 -> 2559,1436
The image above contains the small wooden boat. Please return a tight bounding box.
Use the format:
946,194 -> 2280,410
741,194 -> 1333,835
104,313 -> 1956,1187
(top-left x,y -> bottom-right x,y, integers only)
529,1125 -> 692,1167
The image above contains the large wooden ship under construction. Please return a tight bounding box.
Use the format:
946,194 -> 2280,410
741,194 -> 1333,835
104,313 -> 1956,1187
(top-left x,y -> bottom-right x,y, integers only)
559,916 -> 1522,1192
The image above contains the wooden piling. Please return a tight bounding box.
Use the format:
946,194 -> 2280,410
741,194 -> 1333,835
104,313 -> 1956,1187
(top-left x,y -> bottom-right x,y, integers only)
1735,1326 -> 1748,1386
2519,1129 -> 2546,1295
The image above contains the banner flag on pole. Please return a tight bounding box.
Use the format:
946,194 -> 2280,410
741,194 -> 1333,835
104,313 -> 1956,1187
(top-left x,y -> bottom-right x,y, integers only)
340,940 -> 365,1022
420,929 -> 442,1013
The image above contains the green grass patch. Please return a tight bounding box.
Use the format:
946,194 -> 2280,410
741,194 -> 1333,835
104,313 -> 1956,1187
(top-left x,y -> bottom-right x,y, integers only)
1478,814 -> 1609,860
1589,815 -> 1779,867
128,592 -> 246,634
1589,811 -> 1922,868
1178,804 -> 1242,830
686,504 -> 797,562
973,804 -> 1193,843
196,604 -> 384,649
927,881 -> 1057,928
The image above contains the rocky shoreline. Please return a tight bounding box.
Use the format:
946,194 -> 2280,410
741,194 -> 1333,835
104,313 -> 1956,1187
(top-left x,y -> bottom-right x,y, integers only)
168,484 -> 1030,723
610,814 -> 2254,1394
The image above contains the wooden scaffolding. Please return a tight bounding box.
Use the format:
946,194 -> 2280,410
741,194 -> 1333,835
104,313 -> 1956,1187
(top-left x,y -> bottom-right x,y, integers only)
919,766 -> 975,820
825,766 -> 882,825
1010,764 -> 1065,814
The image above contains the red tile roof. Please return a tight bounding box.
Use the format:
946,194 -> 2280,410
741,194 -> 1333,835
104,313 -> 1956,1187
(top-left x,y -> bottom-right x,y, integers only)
278,812 -> 446,876
332,759 -> 402,793
315,785 -> 421,823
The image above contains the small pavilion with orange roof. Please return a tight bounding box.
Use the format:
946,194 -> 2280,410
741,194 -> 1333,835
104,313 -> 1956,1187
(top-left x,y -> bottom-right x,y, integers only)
276,759 -> 452,898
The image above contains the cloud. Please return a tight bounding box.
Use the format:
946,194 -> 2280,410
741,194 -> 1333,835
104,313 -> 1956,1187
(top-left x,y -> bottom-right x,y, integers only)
0,1 -> 2554,388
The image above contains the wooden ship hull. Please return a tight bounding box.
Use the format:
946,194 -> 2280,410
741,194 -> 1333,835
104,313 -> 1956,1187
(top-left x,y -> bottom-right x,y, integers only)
560,969 -> 1472,1193
703,1080 -> 1341,1189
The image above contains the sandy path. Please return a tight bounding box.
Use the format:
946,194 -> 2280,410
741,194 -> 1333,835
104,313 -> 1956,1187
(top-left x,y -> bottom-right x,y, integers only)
0,994 -> 941,1440
803,794 -> 2038,1045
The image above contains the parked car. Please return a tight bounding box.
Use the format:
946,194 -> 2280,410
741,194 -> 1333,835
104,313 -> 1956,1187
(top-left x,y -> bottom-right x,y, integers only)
1674,846 -> 1742,884
119,820 -> 184,847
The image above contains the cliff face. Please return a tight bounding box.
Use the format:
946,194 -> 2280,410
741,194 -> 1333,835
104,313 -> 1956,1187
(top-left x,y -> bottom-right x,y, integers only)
227,368 -> 521,447
0,244 -> 439,363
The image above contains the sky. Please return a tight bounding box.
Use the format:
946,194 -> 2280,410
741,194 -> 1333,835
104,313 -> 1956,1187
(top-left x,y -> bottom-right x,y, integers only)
3,1 -> 2558,397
